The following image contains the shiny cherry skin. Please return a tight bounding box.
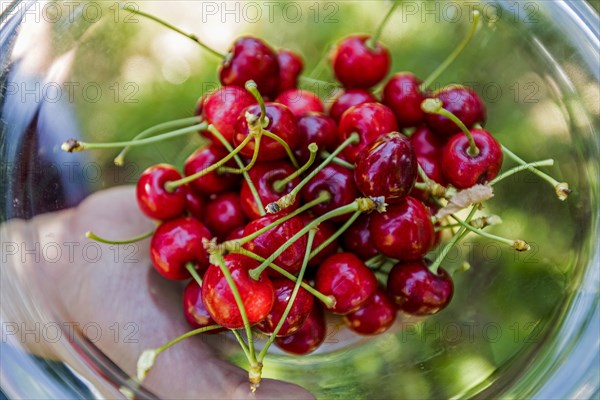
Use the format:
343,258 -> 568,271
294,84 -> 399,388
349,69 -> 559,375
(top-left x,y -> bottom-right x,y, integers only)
332,34 -> 391,89
338,102 -> 399,163
136,164 -> 187,221
354,132 -> 417,204
150,217 -> 212,280
183,144 -> 240,195
342,214 -> 378,261
277,49 -> 304,92
256,279 -> 314,337
225,225 -> 246,241
203,192 -> 247,241
409,125 -> 446,157
275,89 -> 324,118
219,36 -> 280,98
382,72 -> 427,129
442,129 -> 503,189
240,161 -> 300,219
343,288 -> 396,335
243,214 -> 307,276
387,260 -> 453,315
369,196 -> 435,261
233,102 -> 299,162
183,280 -> 225,333
315,252 -> 378,314
201,86 -> 257,146
185,191 -> 206,221
329,89 -> 378,123
300,215 -> 339,267
295,112 -> 338,163
275,304 -> 326,355
301,164 -> 360,222
424,85 -> 487,137
202,254 -> 274,329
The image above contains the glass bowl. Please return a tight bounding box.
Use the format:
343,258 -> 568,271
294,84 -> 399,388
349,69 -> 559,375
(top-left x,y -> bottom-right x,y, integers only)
1,1 -> 598,398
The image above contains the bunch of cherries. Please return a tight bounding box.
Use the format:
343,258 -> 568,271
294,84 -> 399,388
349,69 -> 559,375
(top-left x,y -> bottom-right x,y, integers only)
64,3 -> 570,390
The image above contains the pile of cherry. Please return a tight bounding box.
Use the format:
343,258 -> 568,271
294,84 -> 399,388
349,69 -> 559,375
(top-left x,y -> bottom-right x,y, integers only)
63,5 -> 571,390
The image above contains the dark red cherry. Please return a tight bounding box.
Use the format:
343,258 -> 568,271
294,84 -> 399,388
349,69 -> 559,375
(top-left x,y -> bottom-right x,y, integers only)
277,49 -> 304,92
240,161 -> 300,219
409,125 -> 446,158
225,225 -> 246,242
202,254 -> 274,329
382,72 -> 427,129
194,94 -> 206,116
387,260 -> 453,315
300,215 -> 339,267
329,89 -> 378,123
219,37 -> 280,98
203,192 -> 247,242
343,288 -> 396,335
275,89 -> 324,118
369,196 -> 435,261
338,102 -> 398,163
201,86 -> 257,146
275,304 -> 326,355
332,34 -> 391,89
183,144 -> 240,195
182,280 -> 225,333
243,214 -> 307,277
295,112 -> 338,163
256,279 -> 314,337
136,164 -> 187,221
233,102 -> 299,162
150,217 -> 212,280
442,129 -> 503,189
424,85 -> 487,137
354,132 -> 417,204
185,191 -> 206,221
315,252 -> 377,314
301,164 -> 360,222
342,214 -> 378,261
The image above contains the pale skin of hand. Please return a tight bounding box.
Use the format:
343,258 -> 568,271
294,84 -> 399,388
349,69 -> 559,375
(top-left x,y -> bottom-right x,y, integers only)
1,186 -> 313,399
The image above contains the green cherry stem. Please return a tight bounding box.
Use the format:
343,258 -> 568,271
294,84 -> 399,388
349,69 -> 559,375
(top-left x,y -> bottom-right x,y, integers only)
489,159 -> 554,186
308,210 -> 361,260
262,129 -> 300,169
448,214 -> 530,251
365,254 -> 385,268
320,151 -> 355,169
421,98 -> 479,156
231,329 -> 252,363
61,122 -> 208,153
257,229 -> 317,362
85,229 -> 154,245
367,0 -> 401,49
420,10 -> 481,91
273,143 -> 318,193
121,5 -> 225,59
185,263 -> 203,286
245,80 -> 268,125
208,124 -> 265,215
501,145 -> 571,200
219,133 -> 262,174
114,116 -> 204,166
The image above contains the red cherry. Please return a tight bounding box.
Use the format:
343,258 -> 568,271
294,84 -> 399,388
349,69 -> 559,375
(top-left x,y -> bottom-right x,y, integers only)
315,252 -> 377,314
338,102 -> 398,163
225,225 -> 246,242
150,217 -> 212,280
275,89 -> 324,118
295,112 -> 338,164
243,214 -> 307,277
409,125 -> 446,158
354,132 -> 417,204
275,304 -> 326,355
240,161 -> 300,220
201,86 -> 257,146
441,129 -> 503,189
202,254 -> 274,329
343,288 -> 396,335
219,37 -> 280,98
329,89 -> 378,123
424,85 -> 487,137
136,164 -> 187,221
369,196 -> 435,261
183,280 -> 225,333
342,214 -> 378,261
185,191 -> 207,221
382,72 -> 427,129
256,279 -> 314,337
277,49 -> 304,92
203,192 -> 247,242
387,260 -> 453,315
183,145 -> 240,195
301,164 -> 360,222
233,102 -> 299,162
332,34 -> 390,89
